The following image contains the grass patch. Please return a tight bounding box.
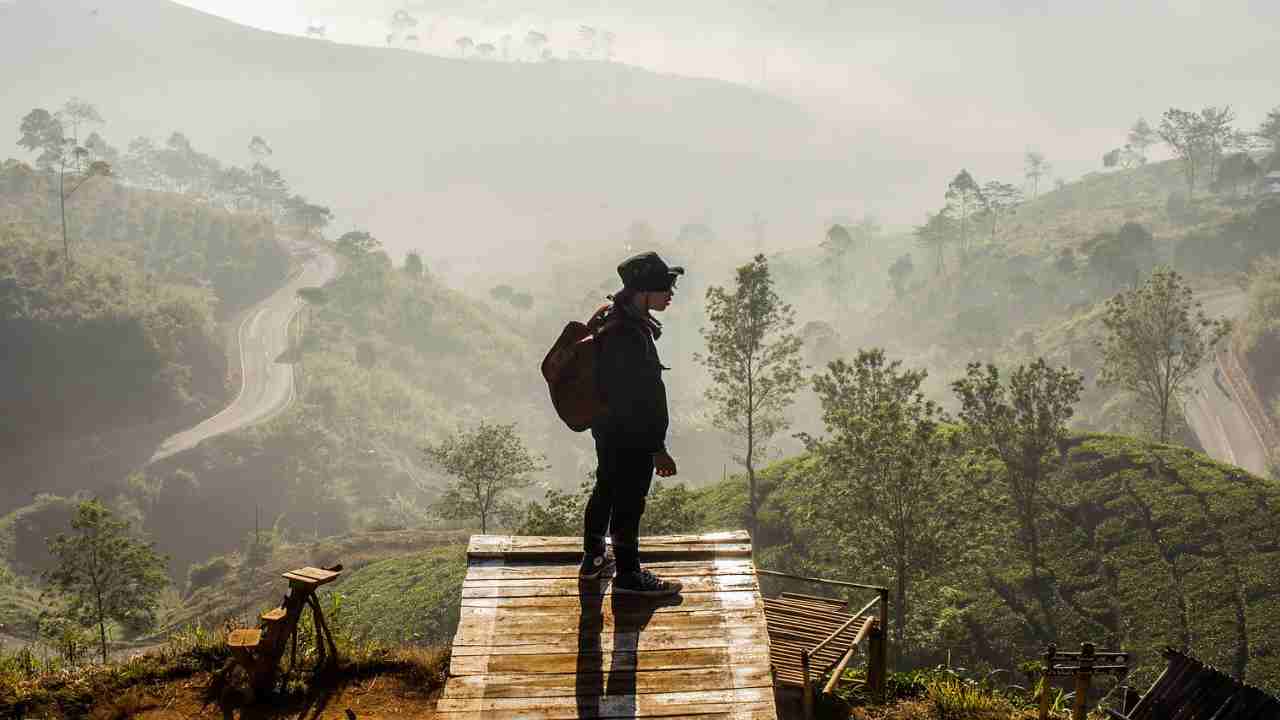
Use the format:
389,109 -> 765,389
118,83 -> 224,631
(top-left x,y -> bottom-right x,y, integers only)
325,544 -> 467,646
0,616 -> 450,719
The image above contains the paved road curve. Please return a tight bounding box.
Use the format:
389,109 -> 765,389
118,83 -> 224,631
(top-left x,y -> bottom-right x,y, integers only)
148,239 -> 338,463
1182,290 -> 1270,476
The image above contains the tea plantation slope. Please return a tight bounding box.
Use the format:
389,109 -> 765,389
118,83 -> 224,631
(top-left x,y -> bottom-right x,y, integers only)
1043,434 -> 1280,689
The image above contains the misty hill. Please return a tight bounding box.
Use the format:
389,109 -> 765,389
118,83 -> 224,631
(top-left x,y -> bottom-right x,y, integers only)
0,0 -> 823,281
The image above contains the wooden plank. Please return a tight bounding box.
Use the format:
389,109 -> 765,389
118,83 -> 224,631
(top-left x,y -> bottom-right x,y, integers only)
462,574 -> 759,598
451,626 -> 769,655
449,647 -> 772,676
467,533 -> 750,556
435,686 -> 774,714
260,608 -> 287,623
466,559 -> 754,581
434,702 -> 777,720
460,590 -> 761,613
444,665 -> 773,699
478,532 -> 751,549
469,544 -> 754,560
281,566 -> 340,587
454,608 -> 768,642
227,628 -> 261,648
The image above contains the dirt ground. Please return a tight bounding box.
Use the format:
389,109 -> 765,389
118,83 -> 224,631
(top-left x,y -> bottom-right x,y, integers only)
117,672 -> 438,720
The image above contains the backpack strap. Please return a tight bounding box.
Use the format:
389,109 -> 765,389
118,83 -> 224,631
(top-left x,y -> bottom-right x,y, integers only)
586,304 -> 620,336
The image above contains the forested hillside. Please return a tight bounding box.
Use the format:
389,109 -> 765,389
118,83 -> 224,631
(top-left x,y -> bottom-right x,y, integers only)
133,232 -> 546,574
0,161 -> 288,496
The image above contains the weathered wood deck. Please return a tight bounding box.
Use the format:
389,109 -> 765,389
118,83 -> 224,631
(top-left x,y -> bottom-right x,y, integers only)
437,531 -> 778,719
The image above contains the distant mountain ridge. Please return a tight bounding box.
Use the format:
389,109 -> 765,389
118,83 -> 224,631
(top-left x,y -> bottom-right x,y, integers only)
0,0 -> 824,280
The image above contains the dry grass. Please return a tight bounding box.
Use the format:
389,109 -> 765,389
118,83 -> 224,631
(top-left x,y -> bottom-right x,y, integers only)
0,617 -> 450,719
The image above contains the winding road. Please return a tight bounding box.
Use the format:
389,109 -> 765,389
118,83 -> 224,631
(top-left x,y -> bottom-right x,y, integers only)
148,238 -> 339,463
1183,290 -> 1270,477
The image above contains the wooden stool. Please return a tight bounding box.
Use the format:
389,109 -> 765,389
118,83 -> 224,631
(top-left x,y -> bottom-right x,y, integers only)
226,563 -> 342,695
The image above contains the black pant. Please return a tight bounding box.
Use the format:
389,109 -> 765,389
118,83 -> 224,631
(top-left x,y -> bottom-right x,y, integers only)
583,439 -> 654,573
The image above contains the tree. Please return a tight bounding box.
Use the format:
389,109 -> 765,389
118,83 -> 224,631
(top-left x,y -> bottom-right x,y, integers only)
1127,118 -> 1157,164
946,169 -> 983,262
1157,107 -> 1240,197
913,208 -> 953,276
1257,106 -> 1280,152
979,181 -> 1022,243
578,25 -> 597,57
696,254 -> 804,541
1087,222 -> 1155,292
821,223 -> 855,305
296,286 -> 327,338
42,500 -> 168,663
456,36 -> 474,56
1196,106 -> 1243,188
335,230 -> 381,260
424,421 -> 546,533
285,196 -> 333,237
525,30 -> 548,60
83,132 -> 119,166
952,359 -> 1083,642
404,251 -> 425,278
476,42 -> 496,59
18,108 -> 112,272
1097,267 -> 1230,442
248,135 -> 272,162
888,254 -> 914,299
18,108 -> 67,170
1215,153 -> 1261,196
804,349 -> 950,651
60,98 -> 103,164
823,223 -> 854,255
675,222 -> 715,247
1024,150 -> 1051,198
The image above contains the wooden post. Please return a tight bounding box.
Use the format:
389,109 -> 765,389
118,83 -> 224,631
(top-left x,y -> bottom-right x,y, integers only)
867,623 -> 886,699
1040,644 -> 1055,720
801,648 -> 814,720
878,587 -> 889,670
1073,642 -> 1095,720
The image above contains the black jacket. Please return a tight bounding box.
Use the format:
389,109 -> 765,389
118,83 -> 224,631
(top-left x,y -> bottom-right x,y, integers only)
592,309 -> 669,452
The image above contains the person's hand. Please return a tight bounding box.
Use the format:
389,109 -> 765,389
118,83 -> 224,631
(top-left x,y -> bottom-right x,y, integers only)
655,450 -> 677,478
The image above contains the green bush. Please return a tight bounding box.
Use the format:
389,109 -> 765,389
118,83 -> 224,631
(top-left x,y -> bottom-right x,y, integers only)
185,556 -> 233,595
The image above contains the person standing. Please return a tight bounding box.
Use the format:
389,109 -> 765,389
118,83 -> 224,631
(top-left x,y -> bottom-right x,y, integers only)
580,251 -> 684,596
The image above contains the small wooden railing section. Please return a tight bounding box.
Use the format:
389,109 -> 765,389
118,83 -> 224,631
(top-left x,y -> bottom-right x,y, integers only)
757,569 -> 888,720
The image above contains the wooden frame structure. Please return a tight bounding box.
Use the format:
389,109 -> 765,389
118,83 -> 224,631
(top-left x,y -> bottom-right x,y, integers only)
1108,648 -> 1280,720
226,564 -> 343,695
757,569 -> 888,720
1038,642 -> 1129,720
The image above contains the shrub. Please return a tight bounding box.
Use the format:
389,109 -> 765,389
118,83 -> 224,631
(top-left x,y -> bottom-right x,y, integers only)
185,555 -> 233,595
925,675 -> 1013,719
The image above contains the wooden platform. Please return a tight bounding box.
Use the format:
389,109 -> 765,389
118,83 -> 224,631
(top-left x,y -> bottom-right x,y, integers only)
438,531 -> 778,719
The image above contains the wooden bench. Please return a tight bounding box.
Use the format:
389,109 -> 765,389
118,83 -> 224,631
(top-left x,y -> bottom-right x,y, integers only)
225,564 -> 342,695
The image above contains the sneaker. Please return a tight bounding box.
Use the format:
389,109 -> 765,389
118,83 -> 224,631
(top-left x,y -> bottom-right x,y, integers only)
579,552 -> 616,580
613,569 -> 683,596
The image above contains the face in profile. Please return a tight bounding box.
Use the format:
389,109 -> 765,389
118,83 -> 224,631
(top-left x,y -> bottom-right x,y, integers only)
647,288 -> 674,311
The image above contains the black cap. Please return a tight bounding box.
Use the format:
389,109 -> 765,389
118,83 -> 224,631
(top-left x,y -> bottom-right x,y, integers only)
618,251 -> 685,292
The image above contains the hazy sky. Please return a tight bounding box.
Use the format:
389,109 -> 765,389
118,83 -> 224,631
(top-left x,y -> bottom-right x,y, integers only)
171,0 -> 1278,229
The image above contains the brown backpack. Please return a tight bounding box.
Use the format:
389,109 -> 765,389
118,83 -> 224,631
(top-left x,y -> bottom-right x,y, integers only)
541,305 -> 618,432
